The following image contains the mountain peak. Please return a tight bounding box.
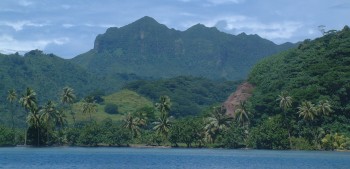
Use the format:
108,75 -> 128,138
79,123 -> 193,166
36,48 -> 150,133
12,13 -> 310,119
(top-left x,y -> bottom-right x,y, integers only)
129,16 -> 161,27
186,23 -> 209,31
76,16 -> 295,80
137,16 -> 158,23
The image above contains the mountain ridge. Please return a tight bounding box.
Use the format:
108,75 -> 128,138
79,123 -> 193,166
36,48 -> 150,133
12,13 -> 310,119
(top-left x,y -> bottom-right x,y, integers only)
72,16 -> 295,80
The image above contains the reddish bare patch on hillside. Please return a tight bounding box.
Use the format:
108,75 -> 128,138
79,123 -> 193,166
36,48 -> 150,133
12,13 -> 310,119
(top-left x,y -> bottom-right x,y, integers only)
224,82 -> 254,117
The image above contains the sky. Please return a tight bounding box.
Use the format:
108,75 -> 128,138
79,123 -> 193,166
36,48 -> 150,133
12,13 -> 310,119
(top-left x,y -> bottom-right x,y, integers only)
0,0 -> 349,59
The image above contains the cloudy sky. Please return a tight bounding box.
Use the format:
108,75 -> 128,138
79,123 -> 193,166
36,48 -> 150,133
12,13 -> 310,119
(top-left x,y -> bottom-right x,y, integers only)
0,0 -> 349,59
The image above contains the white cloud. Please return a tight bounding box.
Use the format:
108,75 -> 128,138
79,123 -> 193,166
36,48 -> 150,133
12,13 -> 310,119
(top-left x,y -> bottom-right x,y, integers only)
1,21 -> 47,31
0,34 -> 70,54
62,24 -> 74,28
18,0 -> 33,7
308,29 -> 315,35
84,23 -> 118,28
61,4 -> 71,10
180,12 -> 197,17
201,15 -> 303,41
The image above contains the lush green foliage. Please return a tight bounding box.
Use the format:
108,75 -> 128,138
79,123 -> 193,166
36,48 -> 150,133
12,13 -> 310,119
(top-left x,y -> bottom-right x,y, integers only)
247,26 -> 350,149
249,26 -> 350,118
72,16 -> 294,80
124,76 -> 239,117
0,50 -> 146,125
104,103 -> 119,114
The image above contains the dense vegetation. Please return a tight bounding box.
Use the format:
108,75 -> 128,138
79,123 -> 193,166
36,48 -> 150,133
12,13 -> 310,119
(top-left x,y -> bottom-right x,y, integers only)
1,17 -> 349,150
72,16 -> 294,80
247,26 -> 350,150
0,87 -> 247,148
0,50 -> 147,124
124,76 -> 239,117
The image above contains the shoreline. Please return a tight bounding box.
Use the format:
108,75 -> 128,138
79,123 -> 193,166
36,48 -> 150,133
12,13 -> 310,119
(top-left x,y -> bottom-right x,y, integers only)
6,144 -> 350,152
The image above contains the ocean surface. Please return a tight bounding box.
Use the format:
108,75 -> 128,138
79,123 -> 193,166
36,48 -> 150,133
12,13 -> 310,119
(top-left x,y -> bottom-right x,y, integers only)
1,147 -> 350,169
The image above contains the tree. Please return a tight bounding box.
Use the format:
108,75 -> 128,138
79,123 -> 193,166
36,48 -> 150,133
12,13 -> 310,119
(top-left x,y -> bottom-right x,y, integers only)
81,96 -> 97,121
248,115 -> 289,149
104,103 -> 119,114
123,113 -> 141,138
40,100 -> 58,145
298,101 -> 317,121
277,91 -> 292,112
234,101 -> 251,126
317,100 -> 332,116
276,91 -> 293,148
204,106 -> 231,143
222,122 -> 244,148
26,107 -> 42,146
61,87 -> 76,105
133,111 -> 148,128
155,95 -> 171,115
19,87 -> 37,145
19,88 -> 37,111
41,101 -> 58,123
153,113 -> 172,142
61,87 -> 76,125
7,89 -> 17,143
318,25 -> 326,35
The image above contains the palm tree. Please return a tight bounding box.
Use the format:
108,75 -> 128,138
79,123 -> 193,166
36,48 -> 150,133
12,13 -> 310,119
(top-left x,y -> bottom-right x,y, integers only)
27,106 -> 42,146
40,100 -> 58,145
55,110 -> 67,129
134,111 -> 148,127
61,87 -> 76,104
61,87 -> 76,125
277,91 -> 293,112
317,100 -> 332,116
298,101 -> 317,121
155,95 -> 171,115
153,113 -> 172,141
7,89 -> 17,143
123,113 -> 141,138
204,106 -> 231,143
54,110 -> 67,145
276,91 -> 293,148
19,87 -> 37,145
41,101 -> 58,122
234,101 -> 251,126
19,88 -> 37,111
81,96 -> 97,121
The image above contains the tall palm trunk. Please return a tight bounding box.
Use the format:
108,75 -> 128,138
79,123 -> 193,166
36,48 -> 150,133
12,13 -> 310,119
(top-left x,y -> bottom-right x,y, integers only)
284,111 -> 292,149
11,105 -> 16,144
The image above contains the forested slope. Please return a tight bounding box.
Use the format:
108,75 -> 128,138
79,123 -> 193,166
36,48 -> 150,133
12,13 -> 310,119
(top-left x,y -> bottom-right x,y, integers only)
247,26 -> 350,149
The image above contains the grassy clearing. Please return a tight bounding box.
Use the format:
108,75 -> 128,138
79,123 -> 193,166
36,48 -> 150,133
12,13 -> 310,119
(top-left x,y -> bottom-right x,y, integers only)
66,90 -> 153,124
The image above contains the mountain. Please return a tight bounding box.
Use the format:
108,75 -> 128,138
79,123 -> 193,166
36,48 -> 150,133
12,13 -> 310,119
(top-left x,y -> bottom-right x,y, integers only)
0,50 -> 142,105
72,16 -> 295,80
248,26 -> 350,129
0,50 -> 94,101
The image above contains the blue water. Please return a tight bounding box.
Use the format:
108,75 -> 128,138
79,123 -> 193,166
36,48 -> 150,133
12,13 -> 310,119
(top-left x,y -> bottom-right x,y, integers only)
1,147 -> 350,169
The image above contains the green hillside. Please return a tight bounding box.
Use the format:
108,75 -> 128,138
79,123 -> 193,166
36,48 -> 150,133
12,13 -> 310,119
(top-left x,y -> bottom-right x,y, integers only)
0,50 -> 96,101
0,50 -> 145,125
124,76 -> 240,117
247,26 -> 350,149
70,90 -> 153,123
72,16 -> 295,80
249,26 -> 350,118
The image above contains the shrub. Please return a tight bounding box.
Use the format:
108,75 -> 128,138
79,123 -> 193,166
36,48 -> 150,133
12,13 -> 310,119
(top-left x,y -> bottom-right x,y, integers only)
104,103 -> 119,114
